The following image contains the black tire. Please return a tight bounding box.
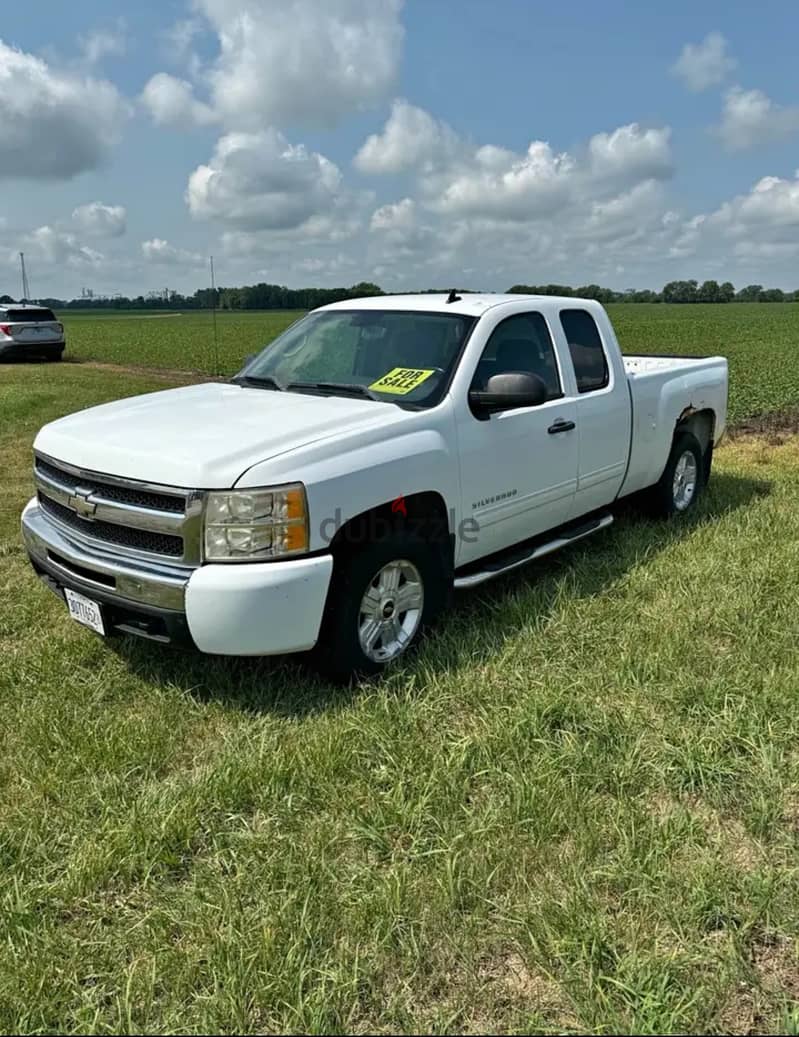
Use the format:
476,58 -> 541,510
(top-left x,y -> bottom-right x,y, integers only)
311,531 -> 448,683
702,441 -> 714,486
646,431 -> 705,518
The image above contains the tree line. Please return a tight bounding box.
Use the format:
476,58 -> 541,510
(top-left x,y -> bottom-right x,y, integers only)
506,280 -> 798,303
1,277 -> 796,311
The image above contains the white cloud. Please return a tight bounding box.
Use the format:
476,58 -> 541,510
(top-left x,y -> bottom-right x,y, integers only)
292,253 -> 356,277
141,238 -> 204,265
186,129 -> 346,232
24,225 -> 104,267
358,112 -> 682,287
162,18 -> 203,64
143,0 -> 403,131
587,124 -> 673,183
0,39 -> 129,180
355,100 -> 460,174
140,72 -> 216,128
709,172 -> 799,238
670,172 -> 799,268
370,197 -> 417,232
358,108 -> 673,224
671,32 -> 736,92
717,86 -> 799,151
434,140 -> 576,220
72,202 -> 127,238
79,21 -> 126,65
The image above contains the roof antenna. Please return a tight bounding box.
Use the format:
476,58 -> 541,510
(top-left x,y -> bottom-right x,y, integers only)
446,288 -> 461,304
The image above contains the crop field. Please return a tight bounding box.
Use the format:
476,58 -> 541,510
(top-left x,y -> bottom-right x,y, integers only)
58,302 -> 799,424
59,309 -> 303,376
2,303 -> 799,1032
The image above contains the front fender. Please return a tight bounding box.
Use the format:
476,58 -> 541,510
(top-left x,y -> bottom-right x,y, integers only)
236,406 -> 460,553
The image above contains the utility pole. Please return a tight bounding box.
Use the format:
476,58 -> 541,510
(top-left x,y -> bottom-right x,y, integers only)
20,252 -> 30,302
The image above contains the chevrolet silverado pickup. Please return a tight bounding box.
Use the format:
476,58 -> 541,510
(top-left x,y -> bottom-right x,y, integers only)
21,293 -> 728,680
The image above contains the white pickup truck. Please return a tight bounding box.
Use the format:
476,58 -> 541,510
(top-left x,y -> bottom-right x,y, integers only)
22,293 -> 727,680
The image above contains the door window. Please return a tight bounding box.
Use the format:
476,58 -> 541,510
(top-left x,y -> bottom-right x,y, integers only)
471,312 -> 562,400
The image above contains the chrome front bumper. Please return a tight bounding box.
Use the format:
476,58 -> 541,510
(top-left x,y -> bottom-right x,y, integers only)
21,498 -> 191,611
22,497 -> 334,656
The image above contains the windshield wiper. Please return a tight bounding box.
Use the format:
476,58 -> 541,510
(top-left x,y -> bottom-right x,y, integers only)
286,380 -> 382,402
231,373 -> 285,391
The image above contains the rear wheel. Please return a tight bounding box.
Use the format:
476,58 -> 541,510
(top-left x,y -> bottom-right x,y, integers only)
647,431 -> 705,518
312,531 -> 447,682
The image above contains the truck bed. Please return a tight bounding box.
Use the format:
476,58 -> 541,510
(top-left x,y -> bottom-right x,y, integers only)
620,352 -> 729,498
623,354 -> 723,375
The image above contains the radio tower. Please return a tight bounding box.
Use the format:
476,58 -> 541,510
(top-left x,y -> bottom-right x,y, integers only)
19,252 -> 31,302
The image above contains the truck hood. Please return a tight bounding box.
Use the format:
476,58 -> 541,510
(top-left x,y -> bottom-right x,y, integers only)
34,381 -> 404,488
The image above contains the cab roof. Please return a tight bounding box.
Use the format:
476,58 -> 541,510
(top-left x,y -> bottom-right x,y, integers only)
319,292 -> 593,317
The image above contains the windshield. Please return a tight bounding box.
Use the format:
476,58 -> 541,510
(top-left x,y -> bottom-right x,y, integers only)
237,309 -> 476,408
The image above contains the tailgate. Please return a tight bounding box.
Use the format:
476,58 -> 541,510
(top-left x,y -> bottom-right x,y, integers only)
7,321 -> 63,342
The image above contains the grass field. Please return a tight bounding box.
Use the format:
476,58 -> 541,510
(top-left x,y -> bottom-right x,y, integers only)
59,309 -> 304,377
58,302 -> 799,423
2,361 -> 799,1033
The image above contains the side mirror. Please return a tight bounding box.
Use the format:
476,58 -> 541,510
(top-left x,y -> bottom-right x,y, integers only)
469,371 -> 548,417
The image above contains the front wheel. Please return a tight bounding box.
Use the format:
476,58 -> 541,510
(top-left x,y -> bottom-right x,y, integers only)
646,432 -> 705,518
311,532 -> 448,682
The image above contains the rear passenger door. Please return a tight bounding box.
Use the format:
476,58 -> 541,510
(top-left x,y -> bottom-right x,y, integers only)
558,308 -> 630,515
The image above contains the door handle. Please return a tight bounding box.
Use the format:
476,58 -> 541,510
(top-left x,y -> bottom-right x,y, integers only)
548,419 -> 576,434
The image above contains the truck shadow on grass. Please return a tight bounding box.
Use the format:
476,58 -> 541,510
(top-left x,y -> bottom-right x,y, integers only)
112,470 -> 770,716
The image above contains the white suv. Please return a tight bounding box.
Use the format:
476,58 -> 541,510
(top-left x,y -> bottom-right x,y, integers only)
0,304 -> 65,361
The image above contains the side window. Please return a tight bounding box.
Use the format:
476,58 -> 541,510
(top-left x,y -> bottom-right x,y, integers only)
560,309 -> 609,393
472,312 -> 562,400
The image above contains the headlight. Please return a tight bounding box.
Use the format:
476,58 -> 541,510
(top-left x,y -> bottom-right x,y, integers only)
204,484 -> 309,561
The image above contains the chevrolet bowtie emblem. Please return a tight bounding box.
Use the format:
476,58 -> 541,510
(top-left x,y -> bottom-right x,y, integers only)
69,488 -> 97,520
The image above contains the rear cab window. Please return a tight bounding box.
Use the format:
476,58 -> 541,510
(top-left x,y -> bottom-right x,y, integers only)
559,309 -> 609,393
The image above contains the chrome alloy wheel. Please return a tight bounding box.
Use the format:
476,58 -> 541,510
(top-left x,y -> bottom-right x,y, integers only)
357,559 -> 424,662
672,450 -> 698,511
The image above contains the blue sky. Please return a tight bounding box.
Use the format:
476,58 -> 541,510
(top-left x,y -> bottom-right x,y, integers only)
2,0 -> 798,299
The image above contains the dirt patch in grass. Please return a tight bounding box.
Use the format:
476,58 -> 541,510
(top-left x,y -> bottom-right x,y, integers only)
474,950 -> 576,1029
752,933 -> 799,1000
727,406 -> 799,442
716,977 -> 763,1035
64,358 -> 222,383
714,934 -> 798,1035
646,793 -> 765,873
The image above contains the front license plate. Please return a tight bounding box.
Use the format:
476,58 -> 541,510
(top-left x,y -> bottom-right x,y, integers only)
64,588 -> 106,635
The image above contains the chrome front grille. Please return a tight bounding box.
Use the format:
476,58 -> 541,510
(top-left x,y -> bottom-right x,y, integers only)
33,453 -> 204,565
35,457 -> 185,513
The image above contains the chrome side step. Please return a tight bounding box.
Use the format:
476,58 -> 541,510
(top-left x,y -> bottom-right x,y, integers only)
453,512 -> 614,590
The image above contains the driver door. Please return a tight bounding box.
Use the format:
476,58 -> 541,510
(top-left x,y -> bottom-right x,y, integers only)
456,311 -> 578,565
